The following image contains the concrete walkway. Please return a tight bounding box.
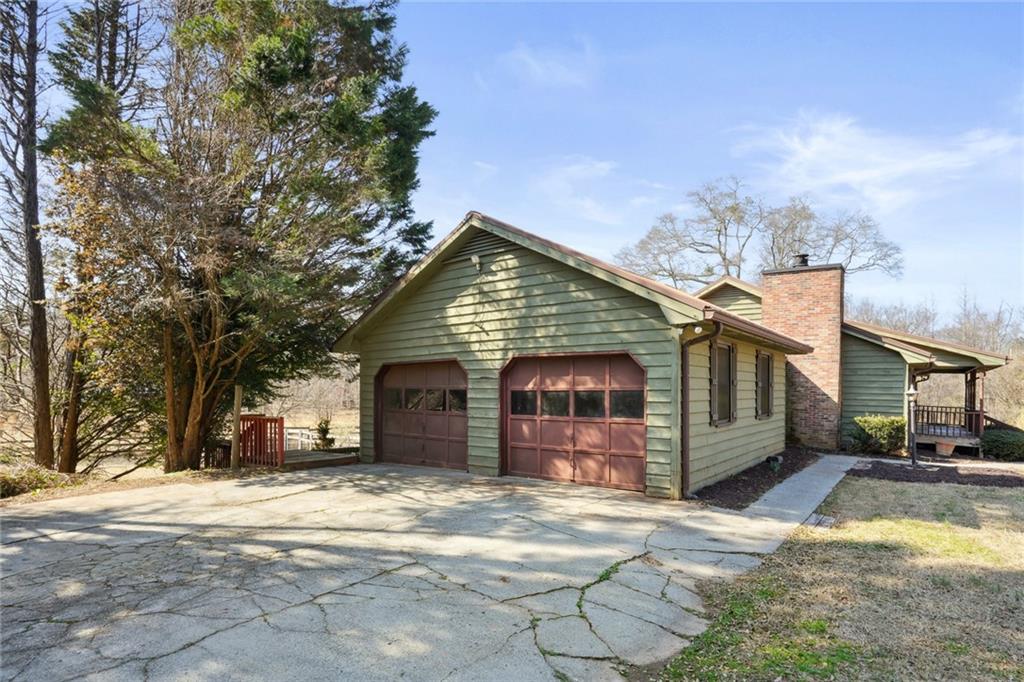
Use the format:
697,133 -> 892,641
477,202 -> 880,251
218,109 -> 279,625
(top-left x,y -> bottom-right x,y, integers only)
1,456 -> 856,682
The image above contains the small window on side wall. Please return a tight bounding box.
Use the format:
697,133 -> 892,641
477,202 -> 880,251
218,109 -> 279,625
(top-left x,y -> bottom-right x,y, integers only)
756,351 -> 773,419
710,341 -> 736,426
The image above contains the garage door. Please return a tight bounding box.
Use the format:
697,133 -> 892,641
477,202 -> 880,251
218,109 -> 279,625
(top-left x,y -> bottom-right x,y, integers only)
380,362 -> 468,470
504,354 -> 646,491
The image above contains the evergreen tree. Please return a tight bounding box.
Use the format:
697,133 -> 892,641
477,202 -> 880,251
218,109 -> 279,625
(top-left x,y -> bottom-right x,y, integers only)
50,0 -> 436,471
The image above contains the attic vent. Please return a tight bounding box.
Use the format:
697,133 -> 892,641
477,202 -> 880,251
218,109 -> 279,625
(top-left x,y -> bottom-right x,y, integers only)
793,254 -> 810,267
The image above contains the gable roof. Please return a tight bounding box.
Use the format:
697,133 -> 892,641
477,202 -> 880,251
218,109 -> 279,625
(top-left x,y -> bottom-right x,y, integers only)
695,275 -> 1010,371
334,212 -> 813,354
843,319 -> 1009,371
694,275 -> 764,299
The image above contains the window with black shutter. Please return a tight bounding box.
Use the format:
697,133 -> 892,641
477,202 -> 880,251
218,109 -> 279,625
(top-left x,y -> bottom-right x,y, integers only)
710,341 -> 736,426
755,351 -> 773,419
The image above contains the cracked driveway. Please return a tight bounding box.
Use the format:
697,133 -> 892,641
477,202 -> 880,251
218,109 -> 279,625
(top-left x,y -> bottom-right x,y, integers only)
1,459 -> 854,681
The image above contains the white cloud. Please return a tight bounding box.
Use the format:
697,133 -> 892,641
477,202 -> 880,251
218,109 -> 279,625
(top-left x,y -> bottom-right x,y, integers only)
472,161 -> 499,182
532,155 -> 622,225
733,111 -> 1023,213
496,38 -> 598,88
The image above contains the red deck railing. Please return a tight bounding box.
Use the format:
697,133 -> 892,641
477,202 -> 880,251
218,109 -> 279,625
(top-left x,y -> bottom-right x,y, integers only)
915,405 -> 983,439
239,415 -> 286,467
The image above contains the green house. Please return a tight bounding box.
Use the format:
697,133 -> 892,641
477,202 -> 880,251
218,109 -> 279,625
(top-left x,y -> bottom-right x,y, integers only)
695,274 -> 1010,452
335,212 -> 812,499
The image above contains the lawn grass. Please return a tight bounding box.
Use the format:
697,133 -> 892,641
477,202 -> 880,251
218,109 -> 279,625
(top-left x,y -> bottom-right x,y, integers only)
658,477 -> 1024,681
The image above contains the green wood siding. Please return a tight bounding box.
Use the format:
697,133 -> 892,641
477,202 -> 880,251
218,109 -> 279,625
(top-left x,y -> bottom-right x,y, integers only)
687,339 -> 786,492
840,332 -> 908,443
701,285 -> 763,322
355,229 -> 681,498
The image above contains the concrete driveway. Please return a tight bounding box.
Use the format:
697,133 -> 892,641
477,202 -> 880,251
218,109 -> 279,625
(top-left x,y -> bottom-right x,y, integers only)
1,459 -> 853,681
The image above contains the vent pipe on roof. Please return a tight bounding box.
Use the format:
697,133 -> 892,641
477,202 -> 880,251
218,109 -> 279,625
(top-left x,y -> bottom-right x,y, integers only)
793,253 -> 810,267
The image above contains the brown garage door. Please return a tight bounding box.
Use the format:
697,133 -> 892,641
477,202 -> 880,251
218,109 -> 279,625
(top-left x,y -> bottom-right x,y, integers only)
379,362 -> 468,470
503,354 -> 646,491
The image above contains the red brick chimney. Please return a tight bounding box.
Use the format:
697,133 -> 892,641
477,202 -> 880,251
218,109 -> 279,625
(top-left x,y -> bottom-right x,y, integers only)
761,257 -> 845,451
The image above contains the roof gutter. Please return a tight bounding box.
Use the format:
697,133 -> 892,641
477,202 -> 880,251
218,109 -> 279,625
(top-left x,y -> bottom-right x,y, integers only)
679,321 -> 723,498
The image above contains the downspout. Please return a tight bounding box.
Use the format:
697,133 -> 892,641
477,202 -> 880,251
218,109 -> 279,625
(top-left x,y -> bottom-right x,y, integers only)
678,320 -> 723,498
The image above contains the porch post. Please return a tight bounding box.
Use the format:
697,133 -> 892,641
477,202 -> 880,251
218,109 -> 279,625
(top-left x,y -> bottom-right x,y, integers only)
978,372 -> 986,437
906,386 -> 918,468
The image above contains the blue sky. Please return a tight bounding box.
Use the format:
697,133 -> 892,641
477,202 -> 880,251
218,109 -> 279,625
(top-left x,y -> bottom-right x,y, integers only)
394,2 -> 1024,319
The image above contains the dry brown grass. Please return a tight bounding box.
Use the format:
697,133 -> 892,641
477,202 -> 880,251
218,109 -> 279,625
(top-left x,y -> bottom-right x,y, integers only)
660,477 -> 1024,681
0,466 -> 281,508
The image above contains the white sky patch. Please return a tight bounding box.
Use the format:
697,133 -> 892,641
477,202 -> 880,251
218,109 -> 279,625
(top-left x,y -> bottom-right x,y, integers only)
496,37 -> 598,88
472,160 -> 499,182
532,155 -> 622,225
734,111 -> 1023,214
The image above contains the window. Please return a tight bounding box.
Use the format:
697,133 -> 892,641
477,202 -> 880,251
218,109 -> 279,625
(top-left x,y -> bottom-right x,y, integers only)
573,391 -> 605,418
383,388 -> 402,409
425,389 -> 446,411
756,351 -> 773,419
610,390 -> 644,419
510,390 -> 537,415
448,389 -> 467,413
404,388 -> 424,410
710,341 -> 736,426
541,391 -> 570,416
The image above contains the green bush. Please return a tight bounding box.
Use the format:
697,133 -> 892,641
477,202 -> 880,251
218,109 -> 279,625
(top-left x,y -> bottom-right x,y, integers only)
981,429 -> 1024,462
0,464 -> 73,499
848,415 -> 906,455
315,417 -> 335,450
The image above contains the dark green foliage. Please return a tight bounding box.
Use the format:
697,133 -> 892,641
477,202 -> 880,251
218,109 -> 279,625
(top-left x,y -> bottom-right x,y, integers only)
848,415 -> 906,455
315,418 -> 335,450
45,0 -> 436,470
981,428 -> 1024,461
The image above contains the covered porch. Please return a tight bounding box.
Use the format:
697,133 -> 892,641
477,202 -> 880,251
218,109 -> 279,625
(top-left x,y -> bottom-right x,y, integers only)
910,347 -> 1009,455
914,368 -> 991,451
843,320 -> 1010,456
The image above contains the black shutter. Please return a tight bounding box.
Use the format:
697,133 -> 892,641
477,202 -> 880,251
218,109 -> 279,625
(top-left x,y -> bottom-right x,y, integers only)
767,353 -> 774,417
729,345 -> 737,423
709,341 -> 718,425
754,351 -> 762,418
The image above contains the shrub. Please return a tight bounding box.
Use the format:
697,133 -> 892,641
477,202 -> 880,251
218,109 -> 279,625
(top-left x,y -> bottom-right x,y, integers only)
981,429 -> 1024,462
848,415 -> 906,455
315,417 -> 335,450
0,464 -> 74,499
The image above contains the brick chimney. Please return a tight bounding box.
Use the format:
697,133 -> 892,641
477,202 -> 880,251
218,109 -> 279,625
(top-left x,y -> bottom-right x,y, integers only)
761,258 -> 845,450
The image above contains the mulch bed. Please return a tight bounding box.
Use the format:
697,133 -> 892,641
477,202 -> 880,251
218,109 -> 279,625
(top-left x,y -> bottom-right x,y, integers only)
847,460 -> 1024,488
692,447 -> 820,510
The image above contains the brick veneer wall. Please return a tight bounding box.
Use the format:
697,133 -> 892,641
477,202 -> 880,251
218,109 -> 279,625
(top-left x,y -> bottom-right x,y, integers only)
761,264 -> 844,450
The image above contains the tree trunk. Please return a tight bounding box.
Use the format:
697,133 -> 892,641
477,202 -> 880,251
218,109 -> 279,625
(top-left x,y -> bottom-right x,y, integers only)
162,320 -> 182,472
230,384 -> 242,470
22,1 -> 54,469
57,336 -> 85,473
180,371 -> 206,470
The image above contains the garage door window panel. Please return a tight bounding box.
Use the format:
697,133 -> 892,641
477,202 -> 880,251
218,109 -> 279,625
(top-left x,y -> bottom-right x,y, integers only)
610,390 -> 644,419
447,389 -> 467,413
511,390 -> 537,416
573,391 -> 606,418
404,388 -> 424,410
541,391 -> 570,417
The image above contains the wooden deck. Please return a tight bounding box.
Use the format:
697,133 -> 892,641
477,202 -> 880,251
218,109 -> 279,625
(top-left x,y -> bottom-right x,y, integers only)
280,449 -> 359,471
